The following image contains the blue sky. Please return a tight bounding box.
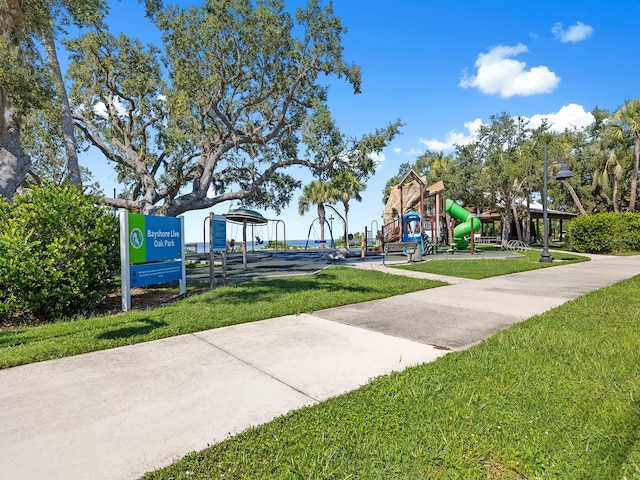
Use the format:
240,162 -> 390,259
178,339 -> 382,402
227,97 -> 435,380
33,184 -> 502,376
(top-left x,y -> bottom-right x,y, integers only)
79,0 -> 640,242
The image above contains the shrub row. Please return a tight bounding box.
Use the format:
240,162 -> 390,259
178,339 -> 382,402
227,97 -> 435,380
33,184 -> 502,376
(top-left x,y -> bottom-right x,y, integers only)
566,212 -> 640,254
0,183 -> 120,323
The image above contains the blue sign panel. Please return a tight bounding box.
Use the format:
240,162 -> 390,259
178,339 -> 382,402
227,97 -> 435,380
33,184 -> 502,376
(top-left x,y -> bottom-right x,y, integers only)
130,260 -> 183,288
145,215 -> 182,262
212,215 -> 227,251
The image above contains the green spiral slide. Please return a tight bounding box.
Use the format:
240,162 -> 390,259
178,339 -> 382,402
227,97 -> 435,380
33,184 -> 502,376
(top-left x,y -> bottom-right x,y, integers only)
445,199 -> 481,249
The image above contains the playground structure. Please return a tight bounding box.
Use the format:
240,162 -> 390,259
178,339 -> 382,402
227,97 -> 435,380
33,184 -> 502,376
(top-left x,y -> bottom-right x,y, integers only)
445,199 -> 481,250
381,169 -> 443,255
400,211 -> 429,256
380,169 -> 482,254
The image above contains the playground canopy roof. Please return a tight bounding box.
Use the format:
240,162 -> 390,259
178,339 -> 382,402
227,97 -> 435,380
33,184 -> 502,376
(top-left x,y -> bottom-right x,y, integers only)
225,208 -> 268,225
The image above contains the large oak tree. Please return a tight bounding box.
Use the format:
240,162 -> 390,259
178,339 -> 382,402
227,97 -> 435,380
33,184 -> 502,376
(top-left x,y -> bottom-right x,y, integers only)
68,0 -> 401,216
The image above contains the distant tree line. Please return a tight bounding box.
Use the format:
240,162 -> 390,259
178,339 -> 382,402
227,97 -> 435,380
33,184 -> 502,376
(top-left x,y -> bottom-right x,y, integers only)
384,105 -> 640,248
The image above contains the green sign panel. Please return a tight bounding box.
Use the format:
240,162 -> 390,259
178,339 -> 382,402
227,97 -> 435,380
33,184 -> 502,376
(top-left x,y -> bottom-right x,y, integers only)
127,213 -> 182,264
128,213 -> 147,264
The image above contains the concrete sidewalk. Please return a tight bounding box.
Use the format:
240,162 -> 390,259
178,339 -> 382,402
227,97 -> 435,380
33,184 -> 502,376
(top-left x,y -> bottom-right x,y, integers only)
338,253 -> 640,348
1,254 -> 639,480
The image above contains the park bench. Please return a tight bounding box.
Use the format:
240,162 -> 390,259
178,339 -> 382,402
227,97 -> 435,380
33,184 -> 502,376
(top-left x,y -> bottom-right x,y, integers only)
383,241 -> 419,266
477,235 -> 499,244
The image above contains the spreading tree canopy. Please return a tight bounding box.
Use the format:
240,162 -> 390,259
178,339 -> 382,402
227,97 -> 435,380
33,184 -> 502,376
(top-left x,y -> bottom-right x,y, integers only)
67,0 -> 401,216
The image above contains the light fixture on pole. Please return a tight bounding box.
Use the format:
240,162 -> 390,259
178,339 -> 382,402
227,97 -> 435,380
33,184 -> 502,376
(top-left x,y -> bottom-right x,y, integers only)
540,144 -> 574,263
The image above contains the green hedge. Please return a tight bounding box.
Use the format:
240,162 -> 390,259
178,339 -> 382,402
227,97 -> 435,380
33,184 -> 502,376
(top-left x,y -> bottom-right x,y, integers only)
566,212 -> 640,254
0,184 -> 120,322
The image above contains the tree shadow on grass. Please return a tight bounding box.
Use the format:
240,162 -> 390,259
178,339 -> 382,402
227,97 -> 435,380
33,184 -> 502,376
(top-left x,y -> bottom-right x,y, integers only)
0,329 -> 32,348
97,318 -> 166,340
186,274 -> 379,307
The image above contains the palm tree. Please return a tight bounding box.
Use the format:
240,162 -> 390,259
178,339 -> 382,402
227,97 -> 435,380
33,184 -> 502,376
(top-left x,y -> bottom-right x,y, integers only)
612,98 -> 640,211
298,180 -> 336,245
592,150 -> 624,212
330,171 -> 365,248
41,24 -> 81,185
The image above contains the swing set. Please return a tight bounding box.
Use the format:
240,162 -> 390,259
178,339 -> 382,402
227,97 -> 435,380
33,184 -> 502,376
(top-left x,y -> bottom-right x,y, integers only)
202,208 -> 288,273
304,216 -> 336,249
225,210 -> 287,253
227,221 -> 282,250
228,221 -> 270,251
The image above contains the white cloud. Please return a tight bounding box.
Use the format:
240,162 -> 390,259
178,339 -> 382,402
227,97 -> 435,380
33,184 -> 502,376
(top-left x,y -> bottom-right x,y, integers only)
407,148 -> 422,157
527,103 -> 594,132
93,98 -> 128,118
419,118 -> 483,151
418,138 -> 449,151
552,21 -> 594,43
93,101 -> 108,118
459,43 -> 560,98
393,147 -> 402,154
369,151 -> 386,170
419,105 -> 593,152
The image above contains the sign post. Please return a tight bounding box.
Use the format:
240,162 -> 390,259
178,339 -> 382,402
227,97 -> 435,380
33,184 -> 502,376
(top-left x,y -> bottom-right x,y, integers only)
120,210 -> 186,311
209,213 -> 227,288
120,212 -> 131,312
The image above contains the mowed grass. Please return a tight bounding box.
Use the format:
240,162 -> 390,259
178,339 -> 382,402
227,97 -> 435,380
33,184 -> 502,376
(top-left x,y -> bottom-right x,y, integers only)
0,266 -> 445,369
398,249 -> 589,279
144,274 -> 640,480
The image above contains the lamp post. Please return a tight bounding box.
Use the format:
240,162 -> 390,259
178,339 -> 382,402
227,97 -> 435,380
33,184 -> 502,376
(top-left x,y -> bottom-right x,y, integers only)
540,144 -> 574,263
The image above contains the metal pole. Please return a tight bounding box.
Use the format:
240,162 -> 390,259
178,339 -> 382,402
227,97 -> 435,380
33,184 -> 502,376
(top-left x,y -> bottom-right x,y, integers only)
119,210 -> 131,312
209,213 -> 215,289
221,251 -> 227,285
362,227 -> 366,257
242,221 -> 247,270
179,216 -> 186,295
540,144 -> 552,263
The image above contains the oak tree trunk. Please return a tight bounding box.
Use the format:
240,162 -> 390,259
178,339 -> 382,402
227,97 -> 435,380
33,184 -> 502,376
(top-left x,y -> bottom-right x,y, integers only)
0,126 -> 31,200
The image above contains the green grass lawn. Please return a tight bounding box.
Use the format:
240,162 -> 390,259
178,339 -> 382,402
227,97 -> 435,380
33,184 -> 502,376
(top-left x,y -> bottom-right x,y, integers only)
144,274 -> 640,480
0,266 -> 445,369
398,249 -> 589,279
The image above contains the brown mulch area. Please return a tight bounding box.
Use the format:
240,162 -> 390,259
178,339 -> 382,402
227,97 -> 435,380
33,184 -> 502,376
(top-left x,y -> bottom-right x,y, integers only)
1,286 -> 207,330
92,287 -> 189,316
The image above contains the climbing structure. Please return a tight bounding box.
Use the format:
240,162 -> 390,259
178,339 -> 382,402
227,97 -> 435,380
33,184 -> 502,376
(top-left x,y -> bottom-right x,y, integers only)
381,169 -> 445,251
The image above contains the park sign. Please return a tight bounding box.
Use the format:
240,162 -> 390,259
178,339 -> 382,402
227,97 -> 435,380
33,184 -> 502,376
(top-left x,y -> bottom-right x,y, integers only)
127,213 -> 182,263
211,213 -> 227,251
119,211 -> 186,311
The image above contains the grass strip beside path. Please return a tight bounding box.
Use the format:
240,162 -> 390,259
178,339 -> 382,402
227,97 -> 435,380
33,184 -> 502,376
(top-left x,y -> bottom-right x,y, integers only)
398,249 -> 588,279
145,274 -> 640,479
0,266 -> 445,369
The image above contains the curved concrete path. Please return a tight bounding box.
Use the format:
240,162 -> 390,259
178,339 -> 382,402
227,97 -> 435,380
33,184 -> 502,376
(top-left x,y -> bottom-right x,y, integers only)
1,253 -> 639,480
